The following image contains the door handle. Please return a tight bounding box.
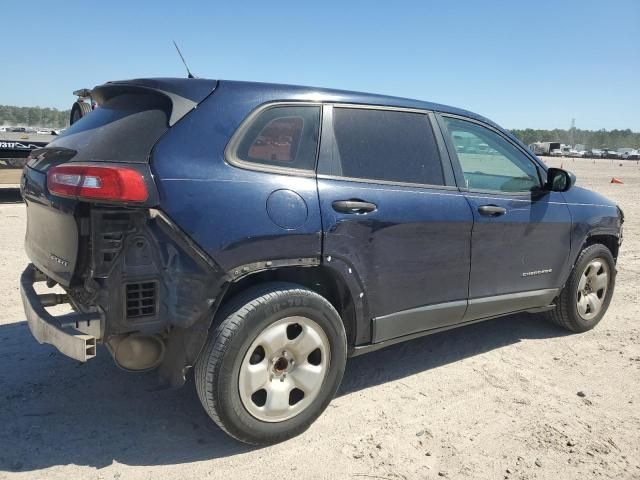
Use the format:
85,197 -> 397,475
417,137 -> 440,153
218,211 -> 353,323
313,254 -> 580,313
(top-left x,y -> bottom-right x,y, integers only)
332,200 -> 377,214
478,205 -> 507,217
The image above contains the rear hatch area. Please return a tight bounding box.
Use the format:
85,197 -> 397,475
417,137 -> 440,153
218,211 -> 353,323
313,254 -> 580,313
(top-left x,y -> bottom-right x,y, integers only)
20,78 -> 227,381
23,169 -> 81,285
22,78 -> 217,286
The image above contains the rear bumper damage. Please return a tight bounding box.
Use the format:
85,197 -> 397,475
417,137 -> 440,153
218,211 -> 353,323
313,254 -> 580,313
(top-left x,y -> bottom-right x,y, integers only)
21,208 -> 228,386
20,263 -> 102,362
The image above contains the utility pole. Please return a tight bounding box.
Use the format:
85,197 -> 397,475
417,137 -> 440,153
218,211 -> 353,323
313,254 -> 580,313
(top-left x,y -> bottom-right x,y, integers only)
569,118 -> 575,147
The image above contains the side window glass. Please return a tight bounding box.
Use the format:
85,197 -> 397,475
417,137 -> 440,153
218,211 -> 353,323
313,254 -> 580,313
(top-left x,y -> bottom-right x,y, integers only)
233,105 -> 320,171
443,117 -> 541,192
325,108 -> 444,185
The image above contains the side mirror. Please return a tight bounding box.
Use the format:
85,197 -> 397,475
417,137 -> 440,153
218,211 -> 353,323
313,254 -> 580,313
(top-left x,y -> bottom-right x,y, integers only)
546,167 -> 575,192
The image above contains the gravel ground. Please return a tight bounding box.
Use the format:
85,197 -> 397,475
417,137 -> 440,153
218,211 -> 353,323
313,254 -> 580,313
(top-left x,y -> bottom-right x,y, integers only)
0,157 -> 638,480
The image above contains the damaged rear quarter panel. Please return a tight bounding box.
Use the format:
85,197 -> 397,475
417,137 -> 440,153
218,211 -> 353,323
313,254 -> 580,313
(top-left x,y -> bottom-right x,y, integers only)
74,208 -> 226,338
149,81 -> 323,272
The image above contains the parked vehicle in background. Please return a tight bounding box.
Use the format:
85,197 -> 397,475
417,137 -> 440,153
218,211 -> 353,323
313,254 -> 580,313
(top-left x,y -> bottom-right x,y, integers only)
603,149 -> 621,159
551,145 -> 572,156
621,150 -> 639,160
20,77 -> 624,445
69,88 -> 95,125
568,149 -> 587,158
0,131 -> 54,186
528,141 -> 561,156
590,149 -> 604,158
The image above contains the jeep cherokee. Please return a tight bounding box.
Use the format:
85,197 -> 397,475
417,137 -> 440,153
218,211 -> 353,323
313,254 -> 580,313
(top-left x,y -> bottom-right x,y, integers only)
20,78 -> 624,444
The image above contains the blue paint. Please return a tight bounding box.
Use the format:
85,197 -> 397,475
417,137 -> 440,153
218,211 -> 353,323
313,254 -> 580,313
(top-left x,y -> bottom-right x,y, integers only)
25,78 -> 624,347
266,189 -> 308,230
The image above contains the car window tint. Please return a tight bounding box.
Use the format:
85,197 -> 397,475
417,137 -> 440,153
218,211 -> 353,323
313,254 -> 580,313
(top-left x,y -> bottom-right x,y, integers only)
235,106 -> 320,171
443,117 -> 541,192
327,108 -> 444,185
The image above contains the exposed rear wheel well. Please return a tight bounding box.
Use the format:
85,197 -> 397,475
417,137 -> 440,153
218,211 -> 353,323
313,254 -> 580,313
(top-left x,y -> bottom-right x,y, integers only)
217,266 -> 357,346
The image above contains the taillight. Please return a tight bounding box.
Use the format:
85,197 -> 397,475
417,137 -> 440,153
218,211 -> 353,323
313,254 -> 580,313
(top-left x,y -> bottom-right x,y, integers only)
47,164 -> 148,202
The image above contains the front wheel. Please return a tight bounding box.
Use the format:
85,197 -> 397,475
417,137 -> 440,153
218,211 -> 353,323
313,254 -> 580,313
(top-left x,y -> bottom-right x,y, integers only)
547,244 -> 616,332
195,283 -> 347,445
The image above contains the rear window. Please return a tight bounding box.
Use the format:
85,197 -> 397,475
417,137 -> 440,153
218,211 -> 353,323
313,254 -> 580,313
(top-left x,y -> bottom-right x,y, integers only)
323,107 -> 444,185
51,93 -> 171,163
232,105 -> 321,171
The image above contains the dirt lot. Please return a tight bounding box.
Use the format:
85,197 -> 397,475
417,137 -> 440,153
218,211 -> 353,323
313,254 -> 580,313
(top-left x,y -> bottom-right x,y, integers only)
0,157 -> 638,480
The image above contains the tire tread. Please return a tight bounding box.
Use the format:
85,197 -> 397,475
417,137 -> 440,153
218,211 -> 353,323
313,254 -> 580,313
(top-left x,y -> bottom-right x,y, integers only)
195,283 -> 344,444
547,243 -> 615,332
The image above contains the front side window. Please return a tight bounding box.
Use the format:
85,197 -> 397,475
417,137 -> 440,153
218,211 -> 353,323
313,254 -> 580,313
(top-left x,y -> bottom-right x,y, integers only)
443,117 -> 541,192
234,105 -> 320,171
325,107 -> 444,185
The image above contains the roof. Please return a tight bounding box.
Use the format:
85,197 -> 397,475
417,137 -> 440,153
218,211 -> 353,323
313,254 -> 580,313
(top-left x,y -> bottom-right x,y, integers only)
85,77 -> 525,152
217,79 -> 500,129
100,77 -> 500,130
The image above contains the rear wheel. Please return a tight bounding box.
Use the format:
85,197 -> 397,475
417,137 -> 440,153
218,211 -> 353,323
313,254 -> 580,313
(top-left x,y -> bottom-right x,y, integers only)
195,283 -> 347,445
547,244 -> 616,332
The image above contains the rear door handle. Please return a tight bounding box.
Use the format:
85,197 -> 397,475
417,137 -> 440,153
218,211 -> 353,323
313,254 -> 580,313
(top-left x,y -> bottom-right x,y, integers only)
478,205 -> 507,217
332,200 -> 377,214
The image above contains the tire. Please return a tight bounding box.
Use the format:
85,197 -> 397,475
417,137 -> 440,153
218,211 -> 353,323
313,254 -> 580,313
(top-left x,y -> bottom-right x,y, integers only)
195,282 -> 347,445
69,101 -> 92,125
547,244 -> 616,332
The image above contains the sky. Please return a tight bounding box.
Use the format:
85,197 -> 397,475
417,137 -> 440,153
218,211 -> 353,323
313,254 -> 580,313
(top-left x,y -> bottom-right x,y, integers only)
1,0 -> 638,130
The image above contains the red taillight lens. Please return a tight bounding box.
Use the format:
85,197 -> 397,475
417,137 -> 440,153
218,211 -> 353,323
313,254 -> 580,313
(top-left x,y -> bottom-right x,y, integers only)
47,164 -> 148,202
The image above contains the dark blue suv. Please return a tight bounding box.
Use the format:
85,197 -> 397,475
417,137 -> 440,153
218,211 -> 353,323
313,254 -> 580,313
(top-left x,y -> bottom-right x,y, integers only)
20,78 -> 624,444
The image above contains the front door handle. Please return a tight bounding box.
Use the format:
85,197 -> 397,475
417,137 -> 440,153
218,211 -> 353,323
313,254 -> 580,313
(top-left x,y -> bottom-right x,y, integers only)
478,205 -> 507,217
332,200 -> 377,214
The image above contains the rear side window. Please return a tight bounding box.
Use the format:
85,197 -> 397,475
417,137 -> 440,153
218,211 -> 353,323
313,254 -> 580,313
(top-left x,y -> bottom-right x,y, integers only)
232,105 -> 320,171
50,93 -> 172,164
323,108 -> 444,185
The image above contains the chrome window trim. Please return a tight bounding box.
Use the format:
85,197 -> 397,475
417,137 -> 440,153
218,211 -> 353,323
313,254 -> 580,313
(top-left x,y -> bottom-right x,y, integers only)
331,102 -> 432,115
224,101 -> 323,178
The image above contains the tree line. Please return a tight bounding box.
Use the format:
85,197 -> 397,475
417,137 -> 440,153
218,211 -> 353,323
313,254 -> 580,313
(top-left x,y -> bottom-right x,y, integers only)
0,105 -> 70,129
510,128 -> 640,150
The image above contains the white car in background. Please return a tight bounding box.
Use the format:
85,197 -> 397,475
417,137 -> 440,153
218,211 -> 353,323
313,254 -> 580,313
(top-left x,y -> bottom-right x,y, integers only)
621,150 -> 639,160
568,149 -> 586,157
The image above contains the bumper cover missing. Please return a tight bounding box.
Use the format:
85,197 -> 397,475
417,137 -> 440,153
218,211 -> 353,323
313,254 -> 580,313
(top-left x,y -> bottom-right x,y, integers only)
20,264 -> 101,362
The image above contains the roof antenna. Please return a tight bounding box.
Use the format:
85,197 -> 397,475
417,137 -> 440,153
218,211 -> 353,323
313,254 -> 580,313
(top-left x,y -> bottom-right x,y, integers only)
173,40 -> 195,78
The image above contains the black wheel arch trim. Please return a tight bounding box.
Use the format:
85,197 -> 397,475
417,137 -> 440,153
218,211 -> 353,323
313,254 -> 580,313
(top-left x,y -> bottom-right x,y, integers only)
218,255 -> 370,349
574,228 -> 621,262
